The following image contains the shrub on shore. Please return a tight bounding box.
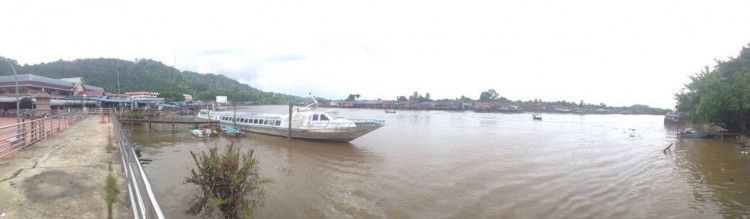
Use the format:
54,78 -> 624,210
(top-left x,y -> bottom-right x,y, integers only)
185,141 -> 270,219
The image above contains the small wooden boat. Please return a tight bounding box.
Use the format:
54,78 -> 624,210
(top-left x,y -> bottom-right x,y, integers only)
532,113 -> 542,121
384,109 -> 396,113
679,129 -> 713,138
191,128 -> 218,137
220,125 -> 245,137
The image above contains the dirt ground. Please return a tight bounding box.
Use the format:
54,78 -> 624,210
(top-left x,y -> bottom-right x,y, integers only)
0,117 -> 128,218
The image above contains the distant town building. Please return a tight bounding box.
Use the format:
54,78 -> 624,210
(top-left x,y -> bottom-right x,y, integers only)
124,91 -> 159,99
182,94 -> 193,102
216,96 -> 227,103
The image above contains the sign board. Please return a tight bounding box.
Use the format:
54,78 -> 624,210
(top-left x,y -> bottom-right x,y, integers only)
216,96 -> 227,103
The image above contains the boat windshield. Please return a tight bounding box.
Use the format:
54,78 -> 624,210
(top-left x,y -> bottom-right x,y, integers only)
327,112 -> 343,119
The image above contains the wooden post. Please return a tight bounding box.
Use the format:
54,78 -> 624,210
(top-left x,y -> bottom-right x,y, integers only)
171,112 -> 175,133
288,102 -> 292,140
148,117 -> 152,133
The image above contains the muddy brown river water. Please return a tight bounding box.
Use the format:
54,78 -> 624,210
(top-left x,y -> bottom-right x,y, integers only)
130,106 -> 750,218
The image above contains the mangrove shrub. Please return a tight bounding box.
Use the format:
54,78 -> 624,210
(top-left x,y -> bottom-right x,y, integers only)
185,141 -> 270,219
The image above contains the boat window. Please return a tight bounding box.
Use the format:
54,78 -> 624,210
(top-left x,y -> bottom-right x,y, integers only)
259,119 -> 265,125
313,114 -> 319,121
320,115 -> 329,121
275,120 -> 281,126
328,112 -> 343,119
264,120 -> 270,125
252,119 -> 258,124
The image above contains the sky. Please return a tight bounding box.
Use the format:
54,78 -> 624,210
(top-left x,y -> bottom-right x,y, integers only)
2,0 -> 750,109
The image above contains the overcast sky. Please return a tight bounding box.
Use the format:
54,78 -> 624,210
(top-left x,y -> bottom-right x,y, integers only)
2,0 -> 750,108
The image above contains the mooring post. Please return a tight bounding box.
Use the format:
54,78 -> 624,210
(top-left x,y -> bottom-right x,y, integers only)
148,117 -> 152,133
171,112 -> 175,133
288,102 -> 292,141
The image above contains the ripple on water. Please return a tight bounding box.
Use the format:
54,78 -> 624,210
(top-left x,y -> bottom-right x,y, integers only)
130,108 -> 750,218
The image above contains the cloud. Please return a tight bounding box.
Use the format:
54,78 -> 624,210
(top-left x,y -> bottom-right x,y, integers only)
264,55 -> 307,63
3,0 -> 750,108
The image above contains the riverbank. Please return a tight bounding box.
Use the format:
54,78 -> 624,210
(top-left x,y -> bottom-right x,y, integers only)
0,117 -> 128,218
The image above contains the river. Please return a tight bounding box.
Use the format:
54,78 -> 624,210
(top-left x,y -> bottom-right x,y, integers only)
130,105 -> 750,218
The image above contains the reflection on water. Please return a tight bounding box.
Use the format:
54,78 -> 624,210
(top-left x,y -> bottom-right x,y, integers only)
131,106 -> 750,218
672,137 -> 750,218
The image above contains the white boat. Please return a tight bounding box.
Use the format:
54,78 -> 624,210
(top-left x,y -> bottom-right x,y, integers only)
196,98 -> 384,142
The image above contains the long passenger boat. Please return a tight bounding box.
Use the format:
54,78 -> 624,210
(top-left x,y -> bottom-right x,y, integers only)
196,100 -> 384,142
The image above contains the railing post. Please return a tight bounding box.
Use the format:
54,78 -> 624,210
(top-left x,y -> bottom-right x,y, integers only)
288,103 -> 292,140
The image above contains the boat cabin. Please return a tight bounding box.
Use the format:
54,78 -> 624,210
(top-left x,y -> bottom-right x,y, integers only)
294,111 -> 355,128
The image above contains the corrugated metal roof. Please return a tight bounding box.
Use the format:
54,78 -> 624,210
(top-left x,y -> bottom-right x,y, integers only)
84,85 -> 104,91
61,78 -> 82,83
0,74 -> 104,91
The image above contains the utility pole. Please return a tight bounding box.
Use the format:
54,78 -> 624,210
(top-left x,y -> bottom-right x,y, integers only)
116,62 -> 121,94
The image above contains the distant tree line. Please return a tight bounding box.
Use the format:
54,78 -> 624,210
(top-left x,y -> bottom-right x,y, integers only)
0,57 -> 305,104
337,88 -> 660,115
675,44 -> 750,133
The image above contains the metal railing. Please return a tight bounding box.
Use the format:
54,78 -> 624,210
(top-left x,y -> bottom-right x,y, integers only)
0,113 -> 88,158
112,115 -> 165,219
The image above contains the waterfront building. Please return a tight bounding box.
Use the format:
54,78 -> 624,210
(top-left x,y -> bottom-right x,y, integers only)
0,74 -> 104,111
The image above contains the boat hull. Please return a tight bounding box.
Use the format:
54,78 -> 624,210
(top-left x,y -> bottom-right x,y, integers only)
679,132 -> 713,138
227,122 -> 381,142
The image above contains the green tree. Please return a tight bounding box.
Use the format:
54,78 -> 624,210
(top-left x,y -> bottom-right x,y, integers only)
479,89 -> 499,101
425,92 -> 432,102
409,91 -> 420,101
346,94 -> 360,101
675,44 -> 750,132
397,96 -> 408,101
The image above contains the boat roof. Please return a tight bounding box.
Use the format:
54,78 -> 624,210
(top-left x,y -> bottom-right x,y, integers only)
208,110 -> 285,119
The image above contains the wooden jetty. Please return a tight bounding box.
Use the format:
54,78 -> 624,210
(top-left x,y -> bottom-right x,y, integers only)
119,119 -> 219,133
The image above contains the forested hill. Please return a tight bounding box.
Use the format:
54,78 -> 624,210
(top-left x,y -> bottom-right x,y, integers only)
0,57 -> 303,104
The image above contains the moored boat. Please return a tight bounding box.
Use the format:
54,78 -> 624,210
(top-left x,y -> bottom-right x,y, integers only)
220,125 -> 245,137
196,98 -> 384,142
679,129 -> 713,138
191,128 -> 218,137
664,109 -> 680,123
